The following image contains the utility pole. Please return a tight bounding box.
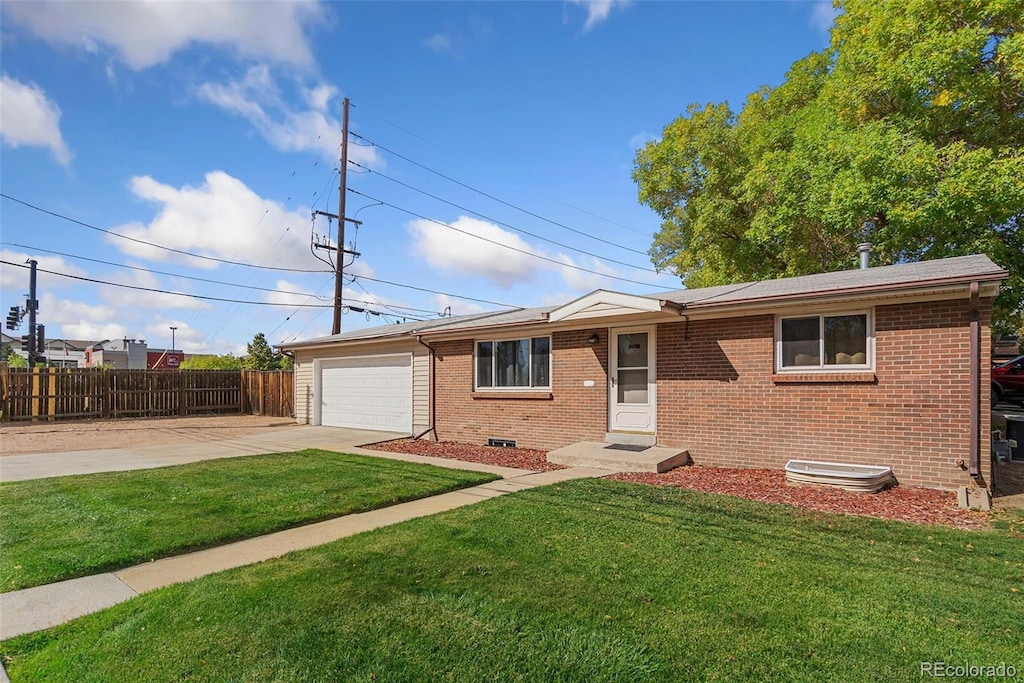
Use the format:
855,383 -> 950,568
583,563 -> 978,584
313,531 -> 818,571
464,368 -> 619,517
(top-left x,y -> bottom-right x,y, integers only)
331,97 -> 350,335
26,259 -> 39,366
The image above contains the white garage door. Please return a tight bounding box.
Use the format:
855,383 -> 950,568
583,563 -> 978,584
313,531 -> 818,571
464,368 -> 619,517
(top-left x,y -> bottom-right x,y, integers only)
318,354 -> 413,433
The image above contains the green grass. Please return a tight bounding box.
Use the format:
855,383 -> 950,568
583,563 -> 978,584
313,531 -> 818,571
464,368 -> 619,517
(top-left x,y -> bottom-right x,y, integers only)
0,450 -> 497,591
3,479 -> 1021,682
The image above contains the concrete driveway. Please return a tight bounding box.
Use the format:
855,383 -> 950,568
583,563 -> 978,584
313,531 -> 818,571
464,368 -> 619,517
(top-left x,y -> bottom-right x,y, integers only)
0,426 -> 408,483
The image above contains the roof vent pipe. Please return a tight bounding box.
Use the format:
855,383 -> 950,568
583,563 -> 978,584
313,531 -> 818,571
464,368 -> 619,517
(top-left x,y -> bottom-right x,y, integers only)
857,243 -> 872,269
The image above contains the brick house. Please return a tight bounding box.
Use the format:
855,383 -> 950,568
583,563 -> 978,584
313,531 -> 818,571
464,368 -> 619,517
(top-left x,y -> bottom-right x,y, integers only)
281,254 -> 1008,493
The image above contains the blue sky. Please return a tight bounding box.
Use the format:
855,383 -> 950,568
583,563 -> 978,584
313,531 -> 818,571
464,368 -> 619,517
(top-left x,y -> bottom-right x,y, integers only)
0,0 -> 836,354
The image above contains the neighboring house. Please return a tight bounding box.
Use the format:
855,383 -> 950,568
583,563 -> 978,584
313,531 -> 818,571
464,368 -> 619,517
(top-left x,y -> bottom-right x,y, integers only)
280,254 -> 1008,493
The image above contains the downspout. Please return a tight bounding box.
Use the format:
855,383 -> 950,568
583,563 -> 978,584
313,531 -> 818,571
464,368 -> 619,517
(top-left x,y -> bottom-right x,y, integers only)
968,282 -> 980,478
414,335 -> 436,441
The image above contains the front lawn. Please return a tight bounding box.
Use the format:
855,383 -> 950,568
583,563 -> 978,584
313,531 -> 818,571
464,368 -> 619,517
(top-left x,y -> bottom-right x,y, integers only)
0,450 -> 497,592
3,479 -> 1021,681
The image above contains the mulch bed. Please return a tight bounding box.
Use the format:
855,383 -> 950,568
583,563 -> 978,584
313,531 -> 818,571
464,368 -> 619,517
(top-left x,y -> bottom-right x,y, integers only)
367,439 -> 986,529
366,439 -> 564,472
611,467 -> 987,530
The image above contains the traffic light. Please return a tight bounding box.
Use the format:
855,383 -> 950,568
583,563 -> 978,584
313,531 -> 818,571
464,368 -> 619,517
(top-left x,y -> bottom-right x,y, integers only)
5,306 -> 20,329
36,324 -> 45,357
21,334 -> 33,356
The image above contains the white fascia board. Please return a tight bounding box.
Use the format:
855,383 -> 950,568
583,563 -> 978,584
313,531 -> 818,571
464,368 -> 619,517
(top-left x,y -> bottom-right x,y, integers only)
548,290 -> 664,323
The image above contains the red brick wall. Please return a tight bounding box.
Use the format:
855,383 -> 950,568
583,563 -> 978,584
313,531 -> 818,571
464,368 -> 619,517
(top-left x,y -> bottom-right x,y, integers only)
434,330 -> 608,450
432,299 -> 992,490
656,299 -> 992,489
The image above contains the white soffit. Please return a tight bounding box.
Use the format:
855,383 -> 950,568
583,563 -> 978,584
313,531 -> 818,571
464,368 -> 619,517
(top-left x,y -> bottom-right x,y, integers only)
548,290 -> 677,323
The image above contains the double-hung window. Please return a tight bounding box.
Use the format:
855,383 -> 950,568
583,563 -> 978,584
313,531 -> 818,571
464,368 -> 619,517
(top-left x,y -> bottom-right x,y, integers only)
777,311 -> 871,370
476,337 -> 551,390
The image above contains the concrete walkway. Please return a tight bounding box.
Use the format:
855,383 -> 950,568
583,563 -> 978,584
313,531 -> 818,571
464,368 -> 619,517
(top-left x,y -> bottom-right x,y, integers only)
0,466 -> 605,640
0,426 -> 525,482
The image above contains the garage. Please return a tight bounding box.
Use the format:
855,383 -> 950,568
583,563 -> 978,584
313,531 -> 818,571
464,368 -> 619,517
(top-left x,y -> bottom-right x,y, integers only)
316,354 -> 413,433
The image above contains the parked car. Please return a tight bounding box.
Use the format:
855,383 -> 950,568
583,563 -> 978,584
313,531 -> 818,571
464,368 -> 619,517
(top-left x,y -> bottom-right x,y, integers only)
992,354 -> 1024,407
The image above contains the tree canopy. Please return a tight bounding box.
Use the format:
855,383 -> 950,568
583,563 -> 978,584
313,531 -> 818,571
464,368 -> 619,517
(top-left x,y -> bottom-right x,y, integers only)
245,333 -> 290,370
634,0 -> 1024,332
179,354 -> 244,371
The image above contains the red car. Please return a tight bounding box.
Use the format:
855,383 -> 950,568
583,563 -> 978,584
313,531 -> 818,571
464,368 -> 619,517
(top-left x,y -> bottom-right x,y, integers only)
992,355 -> 1024,407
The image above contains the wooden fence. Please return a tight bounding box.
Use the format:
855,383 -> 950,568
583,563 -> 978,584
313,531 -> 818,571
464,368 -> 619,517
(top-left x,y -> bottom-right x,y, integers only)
0,367 -> 294,422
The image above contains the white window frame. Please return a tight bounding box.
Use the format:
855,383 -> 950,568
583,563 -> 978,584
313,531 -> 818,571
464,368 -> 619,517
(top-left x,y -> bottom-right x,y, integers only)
774,309 -> 874,372
474,335 -> 552,391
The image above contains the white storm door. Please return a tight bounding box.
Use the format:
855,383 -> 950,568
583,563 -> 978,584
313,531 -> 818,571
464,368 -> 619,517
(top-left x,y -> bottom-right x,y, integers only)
609,327 -> 656,432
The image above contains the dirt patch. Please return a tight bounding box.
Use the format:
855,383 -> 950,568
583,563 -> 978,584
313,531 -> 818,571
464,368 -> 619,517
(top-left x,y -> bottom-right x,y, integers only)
611,467 -> 987,530
0,415 -> 299,456
367,439 -> 563,472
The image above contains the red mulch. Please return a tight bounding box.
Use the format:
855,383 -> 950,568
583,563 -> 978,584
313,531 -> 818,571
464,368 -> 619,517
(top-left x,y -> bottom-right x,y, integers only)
611,467 -> 987,530
366,439 -> 564,472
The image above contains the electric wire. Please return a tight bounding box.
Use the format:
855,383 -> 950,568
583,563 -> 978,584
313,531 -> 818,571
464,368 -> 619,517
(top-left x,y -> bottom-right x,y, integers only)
348,132 -> 650,256
348,160 -> 657,273
346,188 -> 664,289
0,260 -> 397,316
0,193 -> 330,274
0,243 -> 331,300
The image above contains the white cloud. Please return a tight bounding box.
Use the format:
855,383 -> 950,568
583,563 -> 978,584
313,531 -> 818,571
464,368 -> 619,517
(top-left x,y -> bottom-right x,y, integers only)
556,253 -> 619,291
4,0 -> 323,70
810,1 -> 840,32
35,293 -> 126,341
0,75 -> 72,166
100,267 -> 212,311
433,293 -> 484,316
406,216 -> 541,288
143,319 -> 210,353
109,171 -> 319,271
570,0 -> 631,31
196,65 -> 381,165
424,33 -> 454,54
0,249 -> 86,290
264,279 -> 328,308
629,130 -> 658,150
406,215 -> 633,292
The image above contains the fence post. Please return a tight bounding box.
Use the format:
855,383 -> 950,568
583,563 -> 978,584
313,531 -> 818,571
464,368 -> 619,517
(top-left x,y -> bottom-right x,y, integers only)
103,370 -> 112,419
179,371 -> 186,417
47,367 -> 56,421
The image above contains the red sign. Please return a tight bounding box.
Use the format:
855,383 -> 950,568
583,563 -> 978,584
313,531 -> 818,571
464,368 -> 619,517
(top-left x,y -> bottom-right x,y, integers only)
147,351 -> 185,370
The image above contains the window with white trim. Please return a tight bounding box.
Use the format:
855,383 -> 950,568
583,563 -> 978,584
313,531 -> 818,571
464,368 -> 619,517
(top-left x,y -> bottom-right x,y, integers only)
777,312 -> 871,370
475,337 -> 551,389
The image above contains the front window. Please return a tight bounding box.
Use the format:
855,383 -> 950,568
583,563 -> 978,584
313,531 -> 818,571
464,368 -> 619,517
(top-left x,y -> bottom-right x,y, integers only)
476,336 -> 551,389
778,312 -> 870,369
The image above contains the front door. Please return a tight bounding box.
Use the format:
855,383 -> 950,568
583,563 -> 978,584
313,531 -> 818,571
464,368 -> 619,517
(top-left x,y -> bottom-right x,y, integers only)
609,327 -> 656,432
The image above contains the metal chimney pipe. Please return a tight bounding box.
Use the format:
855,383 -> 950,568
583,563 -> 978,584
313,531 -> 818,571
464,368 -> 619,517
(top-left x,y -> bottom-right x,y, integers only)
857,243 -> 872,269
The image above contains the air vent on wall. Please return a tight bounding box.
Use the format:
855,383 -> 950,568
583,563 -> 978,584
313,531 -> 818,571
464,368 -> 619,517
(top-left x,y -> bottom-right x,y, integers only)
487,438 -> 516,448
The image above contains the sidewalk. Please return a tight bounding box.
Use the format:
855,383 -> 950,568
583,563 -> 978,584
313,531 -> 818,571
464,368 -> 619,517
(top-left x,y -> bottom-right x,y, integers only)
0,466 -> 606,640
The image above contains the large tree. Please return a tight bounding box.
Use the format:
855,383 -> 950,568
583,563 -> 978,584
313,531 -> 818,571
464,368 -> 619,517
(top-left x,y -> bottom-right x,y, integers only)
634,0 -> 1024,332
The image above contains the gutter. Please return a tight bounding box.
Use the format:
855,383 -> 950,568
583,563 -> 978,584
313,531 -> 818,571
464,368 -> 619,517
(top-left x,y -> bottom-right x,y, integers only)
413,335 -> 436,441
968,282 -> 981,478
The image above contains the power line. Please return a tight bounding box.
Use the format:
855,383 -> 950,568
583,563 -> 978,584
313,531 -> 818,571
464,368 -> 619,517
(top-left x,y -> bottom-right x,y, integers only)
348,132 -> 650,256
352,274 -> 515,308
347,188 -> 664,289
0,243 -> 332,300
0,260 -> 395,315
0,193 -> 329,274
348,160 -> 658,273
561,201 -> 652,237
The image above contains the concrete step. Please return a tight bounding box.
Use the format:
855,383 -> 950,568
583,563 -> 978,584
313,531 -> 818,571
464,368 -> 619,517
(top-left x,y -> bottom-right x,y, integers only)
548,441 -> 691,473
605,431 -> 657,447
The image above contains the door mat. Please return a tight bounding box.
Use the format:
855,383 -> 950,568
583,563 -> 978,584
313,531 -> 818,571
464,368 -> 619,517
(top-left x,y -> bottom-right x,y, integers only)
604,443 -> 650,452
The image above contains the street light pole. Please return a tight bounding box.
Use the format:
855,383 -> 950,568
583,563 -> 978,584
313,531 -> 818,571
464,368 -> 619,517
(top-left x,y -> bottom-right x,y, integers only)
170,326 -> 177,352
